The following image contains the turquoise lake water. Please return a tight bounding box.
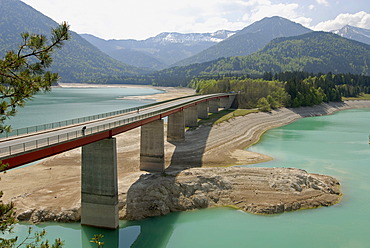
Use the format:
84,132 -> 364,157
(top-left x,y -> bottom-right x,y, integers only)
5,87 -> 161,129
2,88 -> 370,247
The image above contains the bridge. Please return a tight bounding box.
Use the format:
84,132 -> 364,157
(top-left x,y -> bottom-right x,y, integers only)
0,93 -> 236,229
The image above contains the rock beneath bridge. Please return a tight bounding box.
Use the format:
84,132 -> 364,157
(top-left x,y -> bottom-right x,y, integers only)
122,167 -> 341,220
12,167 -> 341,222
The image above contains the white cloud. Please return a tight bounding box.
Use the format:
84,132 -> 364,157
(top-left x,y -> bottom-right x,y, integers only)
236,0 -> 271,7
20,0 -> 369,40
313,11 -> 370,31
183,17 -> 246,34
316,0 -> 329,6
20,0 -> 309,39
292,16 -> 313,28
21,0 -> 249,39
241,0 -> 301,24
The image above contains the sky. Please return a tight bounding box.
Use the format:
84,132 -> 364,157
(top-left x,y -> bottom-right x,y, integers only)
21,0 -> 370,40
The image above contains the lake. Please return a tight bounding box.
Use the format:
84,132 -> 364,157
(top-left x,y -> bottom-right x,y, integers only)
5,87 -> 162,129
2,87 -> 370,247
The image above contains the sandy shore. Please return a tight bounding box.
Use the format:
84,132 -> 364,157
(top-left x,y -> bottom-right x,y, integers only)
57,83 -> 196,102
1,84 -> 369,222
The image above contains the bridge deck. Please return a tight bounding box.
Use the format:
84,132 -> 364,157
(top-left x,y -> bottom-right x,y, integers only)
0,93 -> 233,169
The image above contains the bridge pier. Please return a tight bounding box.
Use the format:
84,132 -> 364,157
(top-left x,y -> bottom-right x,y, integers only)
81,138 -> 119,229
167,111 -> 185,141
185,105 -> 198,127
140,119 -> 165,172
219,97 -> 229,109
209,99 -> 219,113
197,102 -> 208,119
229,95 -> 237,109
220,95 -> 236,109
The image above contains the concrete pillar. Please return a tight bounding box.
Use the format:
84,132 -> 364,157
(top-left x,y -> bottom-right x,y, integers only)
167,111 -> 185,141
209,99 -> 219,114
220,97 -> 229,108
81,138 -> 118,229
197,102 -> 208,119
140,119 -> 165,172
229,95 -> 237,109
185,105 -> 198,127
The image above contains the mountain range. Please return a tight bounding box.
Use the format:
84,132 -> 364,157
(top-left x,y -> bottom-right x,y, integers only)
0,0 -> 146,83
81,16 -> 313,70
148,31 -> 370,86
1,0 -> 369,85
80,30 -> 236,70
173,16 -> 312,67
81,17 -> 370,72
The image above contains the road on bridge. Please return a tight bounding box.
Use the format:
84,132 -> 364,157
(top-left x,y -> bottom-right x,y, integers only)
0,93 -> 233,169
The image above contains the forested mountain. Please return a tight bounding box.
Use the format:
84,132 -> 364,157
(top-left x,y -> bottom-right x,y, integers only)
174,16 -> 312,67
0,0 -> 145,83
333,25 -> 370,45
150,31 -> 370,86
81,30 -> 235,70
210,32 -> 370,75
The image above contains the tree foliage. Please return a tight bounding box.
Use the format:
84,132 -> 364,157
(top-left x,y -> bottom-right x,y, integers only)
0,227 -> 64,248
257,97 -> 272,112
0,23 -> 70,247
0,22 -> 70,132
192,71 -> 370,110
192,77 -> 290,109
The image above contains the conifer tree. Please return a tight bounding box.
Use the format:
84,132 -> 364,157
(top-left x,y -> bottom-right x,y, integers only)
0,22 -> 70,133
0,22 -> 70,248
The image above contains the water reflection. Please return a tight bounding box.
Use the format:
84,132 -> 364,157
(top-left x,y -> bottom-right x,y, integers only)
80,217 -> 177,248
80,217 -> 175,248
81,225 -> 120,248
123,213 -> 179,248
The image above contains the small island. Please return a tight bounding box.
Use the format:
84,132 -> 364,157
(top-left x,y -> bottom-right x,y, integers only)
123,167 -> 341,220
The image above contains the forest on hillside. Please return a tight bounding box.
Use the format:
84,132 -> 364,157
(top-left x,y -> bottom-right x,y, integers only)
190,72 -> 370,111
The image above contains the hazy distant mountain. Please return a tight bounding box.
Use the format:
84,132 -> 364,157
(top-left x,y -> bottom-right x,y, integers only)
146,30 -> 235,44
80,30 -> 236,70
0,0 -> 145,83
174,16 -> 312,67
332,25 -> 370,45
151,31 -> 370,86
80,34 -> 167,70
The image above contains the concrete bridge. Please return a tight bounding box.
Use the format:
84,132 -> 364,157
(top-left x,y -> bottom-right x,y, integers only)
0,93 -> 236,229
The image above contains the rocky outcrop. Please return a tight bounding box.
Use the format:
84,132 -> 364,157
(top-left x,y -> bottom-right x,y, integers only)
122,167 -> 340,220
13,167 -> 340,223
17,207 -> 80,223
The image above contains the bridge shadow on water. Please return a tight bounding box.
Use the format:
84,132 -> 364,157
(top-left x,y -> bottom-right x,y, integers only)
122,110 -> 233,248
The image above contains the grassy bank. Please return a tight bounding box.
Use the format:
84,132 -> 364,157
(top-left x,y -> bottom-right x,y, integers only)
342,94 -> 370,101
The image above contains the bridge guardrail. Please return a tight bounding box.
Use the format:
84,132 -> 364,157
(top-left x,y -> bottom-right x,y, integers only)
0,94 -> 200,139
0,93 -> 231,158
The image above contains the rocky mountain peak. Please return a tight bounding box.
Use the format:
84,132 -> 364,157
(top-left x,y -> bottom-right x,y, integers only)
332,25 -> 370,45
148,30 -> 236,44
